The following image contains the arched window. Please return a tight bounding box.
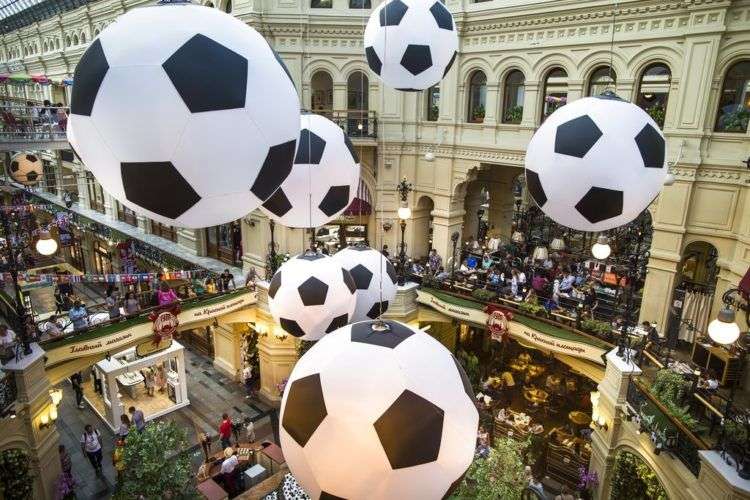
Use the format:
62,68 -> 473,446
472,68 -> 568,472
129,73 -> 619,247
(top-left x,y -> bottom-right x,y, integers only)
587,66 -> 616,96
349,0 -> 370,8
43,42 -> 48,52
55,38 -> 60,50
467,70 -> 487,123
636,63 -> 671,129
65,35 -> 71,47
714,60 -> 750,133
347,71 -> 369,136
311,71 -> 333,115
311,0 -> 332,7
81,33 -> 86,44
502,69 -> 525,124
94,28 -> 100,36
541,67 -> 568,121
205,1 -> 215,6
224,0 -> 232,13
426,85 -> 440,121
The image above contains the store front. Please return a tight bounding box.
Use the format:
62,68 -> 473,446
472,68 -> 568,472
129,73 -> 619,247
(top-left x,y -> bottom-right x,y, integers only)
92,240 -> 112,275
82,340 -> 189,431
205,221 -> 241,265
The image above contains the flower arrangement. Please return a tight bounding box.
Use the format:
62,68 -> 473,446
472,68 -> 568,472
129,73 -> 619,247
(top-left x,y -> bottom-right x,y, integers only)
577,467 -> 599,492
55,471 -> 77,500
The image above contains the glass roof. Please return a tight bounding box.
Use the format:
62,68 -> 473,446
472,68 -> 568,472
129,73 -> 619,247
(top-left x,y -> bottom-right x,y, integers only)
0,0 -> 95,34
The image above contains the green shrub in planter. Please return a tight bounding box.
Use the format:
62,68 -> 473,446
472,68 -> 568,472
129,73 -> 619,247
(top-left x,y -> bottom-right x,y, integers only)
581,318 -> 611,335
472,288 -> 497,302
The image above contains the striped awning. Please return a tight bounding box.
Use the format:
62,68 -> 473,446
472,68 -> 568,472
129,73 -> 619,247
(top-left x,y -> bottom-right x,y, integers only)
343,179 -> 371,216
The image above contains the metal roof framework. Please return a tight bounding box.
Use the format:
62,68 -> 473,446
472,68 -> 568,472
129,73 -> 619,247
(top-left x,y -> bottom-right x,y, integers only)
0,0 -> 95,35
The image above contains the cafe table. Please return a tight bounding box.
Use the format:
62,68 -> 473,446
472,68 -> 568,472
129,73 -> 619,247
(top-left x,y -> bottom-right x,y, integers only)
258,443 -> 286,474
197,479 -> 228,500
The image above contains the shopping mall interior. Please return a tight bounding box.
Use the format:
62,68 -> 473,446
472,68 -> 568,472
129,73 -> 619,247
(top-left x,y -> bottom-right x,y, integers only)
0,0 -> 749,499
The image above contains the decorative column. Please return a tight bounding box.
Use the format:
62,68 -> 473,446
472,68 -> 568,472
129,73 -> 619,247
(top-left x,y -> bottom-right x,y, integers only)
462,181 -> 484,241
383,282 -> 419,321
431,208 -> 464,270
2,345 -> 62,500
255,281 -> 299,406
589,348 -> 641,500
212,324 -> 242,381
176,227 -> 200,254
520,82 -> 540,130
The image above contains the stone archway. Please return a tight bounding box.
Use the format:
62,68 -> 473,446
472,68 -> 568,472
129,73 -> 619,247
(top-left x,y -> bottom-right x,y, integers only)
609,449 -> 668,500
412,195 -> 435,260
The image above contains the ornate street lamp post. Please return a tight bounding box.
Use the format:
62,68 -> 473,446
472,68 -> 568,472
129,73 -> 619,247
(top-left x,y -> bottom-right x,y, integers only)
396,177 -> 412,286
450,231 -> 460,285
266,219 -> 278,280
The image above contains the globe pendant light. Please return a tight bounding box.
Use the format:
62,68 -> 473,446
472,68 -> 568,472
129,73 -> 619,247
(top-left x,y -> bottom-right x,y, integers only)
279,320 -> 478,499
35,230 -> 58,256
591,235 -> 611,260
511,230 -> 525,244
532,246 -> 548,261
707,308 -> 741,345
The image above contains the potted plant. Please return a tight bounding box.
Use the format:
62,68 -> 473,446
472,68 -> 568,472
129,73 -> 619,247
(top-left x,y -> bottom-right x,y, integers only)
646,103 -> 665,128
472,288 -> 497,302
471,105 -> 485,123
504,105 -> 523,124
577,467 -> 599,500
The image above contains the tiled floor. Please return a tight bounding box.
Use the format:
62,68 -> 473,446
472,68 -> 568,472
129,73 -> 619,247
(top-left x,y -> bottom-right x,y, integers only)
55,347 -> 276,499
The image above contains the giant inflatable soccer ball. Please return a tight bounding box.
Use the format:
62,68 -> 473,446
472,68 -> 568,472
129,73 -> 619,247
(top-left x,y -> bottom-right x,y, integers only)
67,3 -> 299,228
268,253 -> 357,341
525,94 -> 667,232
332,245 -> 398,321
9,152 -> 42,186
364,0 -> 458,91
280,320 -> 478,499
260,114 -> 360,228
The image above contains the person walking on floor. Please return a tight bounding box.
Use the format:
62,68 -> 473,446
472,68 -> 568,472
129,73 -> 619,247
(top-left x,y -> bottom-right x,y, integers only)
71,372 -> 85,409
117,414 -> 131,440
112,438 -> 126,484
128,406 -> 145,432
80,424 -> 104,476
219,413 -> 232,450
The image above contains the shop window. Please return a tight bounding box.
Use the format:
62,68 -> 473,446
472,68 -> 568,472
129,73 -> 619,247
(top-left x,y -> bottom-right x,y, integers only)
116,201 -> 137,226
93,241 -> 111,274
541,67 -> 568,122
349,0 -> 370,7
42,160 -> 56,195
311,0 -> 332,7
224,0 -> 232,13
426,85 -> 440,121
714,60 -> 750,133
636,63 -> 671,129
311,71 -> 333,115
206,221 -> 241,265
587,65 -> 615,97
467,70 -> 487,123
86,172 -> 105,213
502,70 -> 525,124
153,222 -> 177,242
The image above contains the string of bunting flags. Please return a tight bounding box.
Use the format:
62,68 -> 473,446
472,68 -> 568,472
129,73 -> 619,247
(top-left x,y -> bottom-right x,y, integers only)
11,269 -> 210,285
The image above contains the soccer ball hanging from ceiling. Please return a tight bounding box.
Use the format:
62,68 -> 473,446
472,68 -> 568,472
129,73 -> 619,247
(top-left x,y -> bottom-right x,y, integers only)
66,3 -> 299,228
260,113 -> 360,228
524,94 -> 667,232
364,0 -> 458,91
8,152 -> 42,186
268,253 -> 357,341
332,245 -> 398,321
280,320 -> 478,499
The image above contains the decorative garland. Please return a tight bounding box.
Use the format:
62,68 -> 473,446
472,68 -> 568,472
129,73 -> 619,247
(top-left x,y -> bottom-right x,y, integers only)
0,448 -> 32,500
11,269 -> 210,284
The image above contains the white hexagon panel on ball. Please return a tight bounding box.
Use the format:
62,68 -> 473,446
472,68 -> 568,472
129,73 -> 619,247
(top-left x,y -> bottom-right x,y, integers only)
268,253 -> 357,341
67,3 -> 300,228
364,0 -> 458,91
524,93 -> 667,232
332,245 -> 398,321
279,320 -> 478,499
260,113 -> 360,228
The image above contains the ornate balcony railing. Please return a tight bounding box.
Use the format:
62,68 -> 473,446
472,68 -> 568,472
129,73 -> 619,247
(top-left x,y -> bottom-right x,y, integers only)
0,104 -> 69,143
307,109 -> 377,139
626,377 -> 708,477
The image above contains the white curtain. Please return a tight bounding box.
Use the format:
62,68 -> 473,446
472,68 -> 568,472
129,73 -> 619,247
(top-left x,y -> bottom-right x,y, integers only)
679,291 -> 713,342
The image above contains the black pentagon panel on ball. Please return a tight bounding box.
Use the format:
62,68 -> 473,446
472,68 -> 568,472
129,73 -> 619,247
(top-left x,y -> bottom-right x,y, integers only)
400,45 -> 433,76
366,300 -> 389,319
395,88 -> 420,92
268,271 -> 282,299
280,318 -> 307,338
121,162 -> 201,219
25,154 -> 37,162
26,171 -> 38,182
554,115 -> 602,158
282,373 -> 328,447
525,169 -> 548,208
443,51 -> 457,78
348,245 -> 370,252
326,313 -> 349,333
262,188 -> 293,217
71,38 -> 109,116
342,268 -> 356,294
379,0 -> 408,26
319,186 -> 350,217
451,354 -> 474,402
575,186 -> 624,223
343,134 -> 360,164
635,123 -> 665,169
349,264 -> 374,290
319,492 -> 346,500
250,139 -> 297,201
594,90 -> 624,101
429,1 -> 453,30
294,128 -> 326,165
298,276 -> 329,306
9,161 -> 18,172
162,34 -> 248,113
351,320 -> 415,348
385,260 -> 397,284
374,389 -> 444,469
365,46 -> 383,76
297,253 -> 326,261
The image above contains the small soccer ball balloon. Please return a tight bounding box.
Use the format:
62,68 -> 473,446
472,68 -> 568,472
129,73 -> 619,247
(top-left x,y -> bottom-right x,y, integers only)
67,3 -> 299,228
332,245 -> 397,321
524,94 -> 667,231
260,114 -> 360,228
280,320 -> 478,499
364,0 -> 458,91
8,152 -> 42,185
268,253 -> 357,341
